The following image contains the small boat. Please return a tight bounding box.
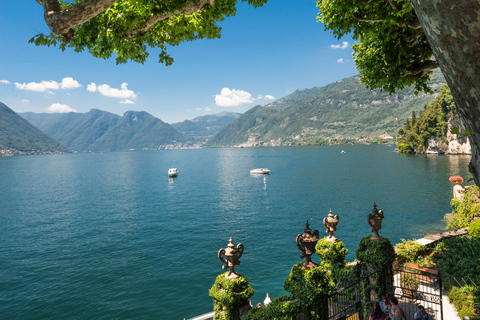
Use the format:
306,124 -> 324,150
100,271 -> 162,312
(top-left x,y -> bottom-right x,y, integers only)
341,150 -> 346,154
250,168 -> 270,174
168,168 -> 178,177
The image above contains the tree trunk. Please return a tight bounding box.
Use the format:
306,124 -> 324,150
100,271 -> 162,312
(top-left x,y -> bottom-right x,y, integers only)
410,0 -> 480,184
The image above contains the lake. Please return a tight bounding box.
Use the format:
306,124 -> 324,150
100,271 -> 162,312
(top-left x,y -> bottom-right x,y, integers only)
0,144 -> 471,319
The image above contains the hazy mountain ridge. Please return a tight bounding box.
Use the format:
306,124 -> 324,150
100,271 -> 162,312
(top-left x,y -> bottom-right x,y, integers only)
206,70 -> 446,147
0,102 -> 68,155
21,109 -> 186,152
171,112 -> 241,141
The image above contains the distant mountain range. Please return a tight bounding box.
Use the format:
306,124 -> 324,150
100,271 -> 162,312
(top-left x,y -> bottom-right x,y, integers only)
18,109 -> 241,153
2,70 -> 447,155
206,70 -> 446,147
171,112 -> 241,141
0,102 -> 68,155
20,109 -> 186,152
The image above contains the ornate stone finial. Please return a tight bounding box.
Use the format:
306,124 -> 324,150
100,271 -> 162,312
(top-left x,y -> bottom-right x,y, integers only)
367,203 -> 384,241
218,237 -> 244,279
295,220 -> 320,269
323,209 -> 340,242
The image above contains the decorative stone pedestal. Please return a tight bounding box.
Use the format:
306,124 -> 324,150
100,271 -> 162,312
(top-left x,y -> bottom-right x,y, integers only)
209,273 -> 254,320
355,236 -> 395,305
284,263 -> 333,320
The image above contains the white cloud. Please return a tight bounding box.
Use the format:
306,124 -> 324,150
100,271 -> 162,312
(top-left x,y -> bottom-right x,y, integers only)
47,103 -> 78,113
61,77 -> 82,89
87,82 -> 137,99
22,99 -> 29,103
196,107 -> 202,111
0,80 -> 11,84
120,99 -> 135,104
205,107 -> 212,111
257,94 -> 263,99
14,77 -> 82,92
215,88 -> 254,107
337,58 -> 344,64
330,41 -> 349,49
15,80 -> 60,91
265,95 -> 275,100
87,83 -> 97,92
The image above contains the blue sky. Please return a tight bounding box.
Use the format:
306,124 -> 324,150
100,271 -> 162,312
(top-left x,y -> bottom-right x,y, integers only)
0,0 -> 357,124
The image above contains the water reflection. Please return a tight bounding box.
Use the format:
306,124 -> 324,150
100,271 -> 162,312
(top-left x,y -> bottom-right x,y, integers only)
250,173 -> 268,190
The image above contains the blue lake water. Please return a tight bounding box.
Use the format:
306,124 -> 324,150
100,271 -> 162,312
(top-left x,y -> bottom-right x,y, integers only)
0,145 -> 471,319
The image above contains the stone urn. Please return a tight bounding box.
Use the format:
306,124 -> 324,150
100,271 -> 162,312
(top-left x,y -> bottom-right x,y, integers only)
323,209 -> 339,242
218,237 -> 244,279
296,221 -> 320,269
367,203 -> 384,241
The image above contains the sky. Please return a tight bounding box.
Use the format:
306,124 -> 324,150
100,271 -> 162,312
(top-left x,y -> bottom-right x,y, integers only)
0,0 -> 358,124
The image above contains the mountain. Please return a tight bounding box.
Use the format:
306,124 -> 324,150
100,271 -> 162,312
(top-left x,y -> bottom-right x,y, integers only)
171,112 -> 241,141
0,102 -> 68,155
206,70 -> 446,147
20,109 -> 185,152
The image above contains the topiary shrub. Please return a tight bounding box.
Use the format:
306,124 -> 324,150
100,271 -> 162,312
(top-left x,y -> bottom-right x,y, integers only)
356,236 -> 396,266
283,263 -> 334,320
355,236 -> 396,313
469,219 -> 480,238
243,295 -> 303,320
315,238 -> 348,266
209,273 -> 254,320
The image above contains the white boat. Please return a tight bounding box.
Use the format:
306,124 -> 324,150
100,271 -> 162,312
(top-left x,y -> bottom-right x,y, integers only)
250,168 -> 270,174
168,168 -> 178,177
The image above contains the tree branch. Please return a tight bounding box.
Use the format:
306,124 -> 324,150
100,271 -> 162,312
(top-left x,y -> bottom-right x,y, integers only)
396,20 -> 422,30
122,0 -> 215,38
387,0 -> 398,11
401,32 -> 421,47
402,60 -> 439,78
40,0 -> 118,42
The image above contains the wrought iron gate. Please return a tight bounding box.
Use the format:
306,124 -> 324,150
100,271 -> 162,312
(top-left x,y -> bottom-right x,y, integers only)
328,263 -> 443,320
327,263 -> 383,320
386,263 -> 443,320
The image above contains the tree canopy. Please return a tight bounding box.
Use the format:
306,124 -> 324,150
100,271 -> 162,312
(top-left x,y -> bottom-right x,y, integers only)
32,0 -> 267,65
317,0 -> 438,94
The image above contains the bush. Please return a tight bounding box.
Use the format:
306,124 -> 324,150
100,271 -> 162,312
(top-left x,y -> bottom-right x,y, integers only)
447,186 -> 480,230
397,143 -> 414,154
469,219 -> 480,238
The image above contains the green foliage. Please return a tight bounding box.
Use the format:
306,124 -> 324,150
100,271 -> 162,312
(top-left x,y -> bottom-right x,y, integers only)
397,142 -> 413,154
209,273 -> 254,320
394,239 -> 430,266
31,0 -> 268,64
355,236 -> 395,308
469,219 -> 480,238
355,236 -> 396,266
397,84 -> 454,154
317,0 -> 435,94
315,238 -> 348,265
243,295 -> 303,320
207,71 -> 445,147
433,236 -> 480,319
447,186 -> 480,230
283,263 -> 333,319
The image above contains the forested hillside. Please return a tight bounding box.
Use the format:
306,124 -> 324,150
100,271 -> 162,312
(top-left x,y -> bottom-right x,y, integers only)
206,70 -> 445,147
21,109 -> 185,152
0,102 -> 68,155
397,84 -> 469,154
